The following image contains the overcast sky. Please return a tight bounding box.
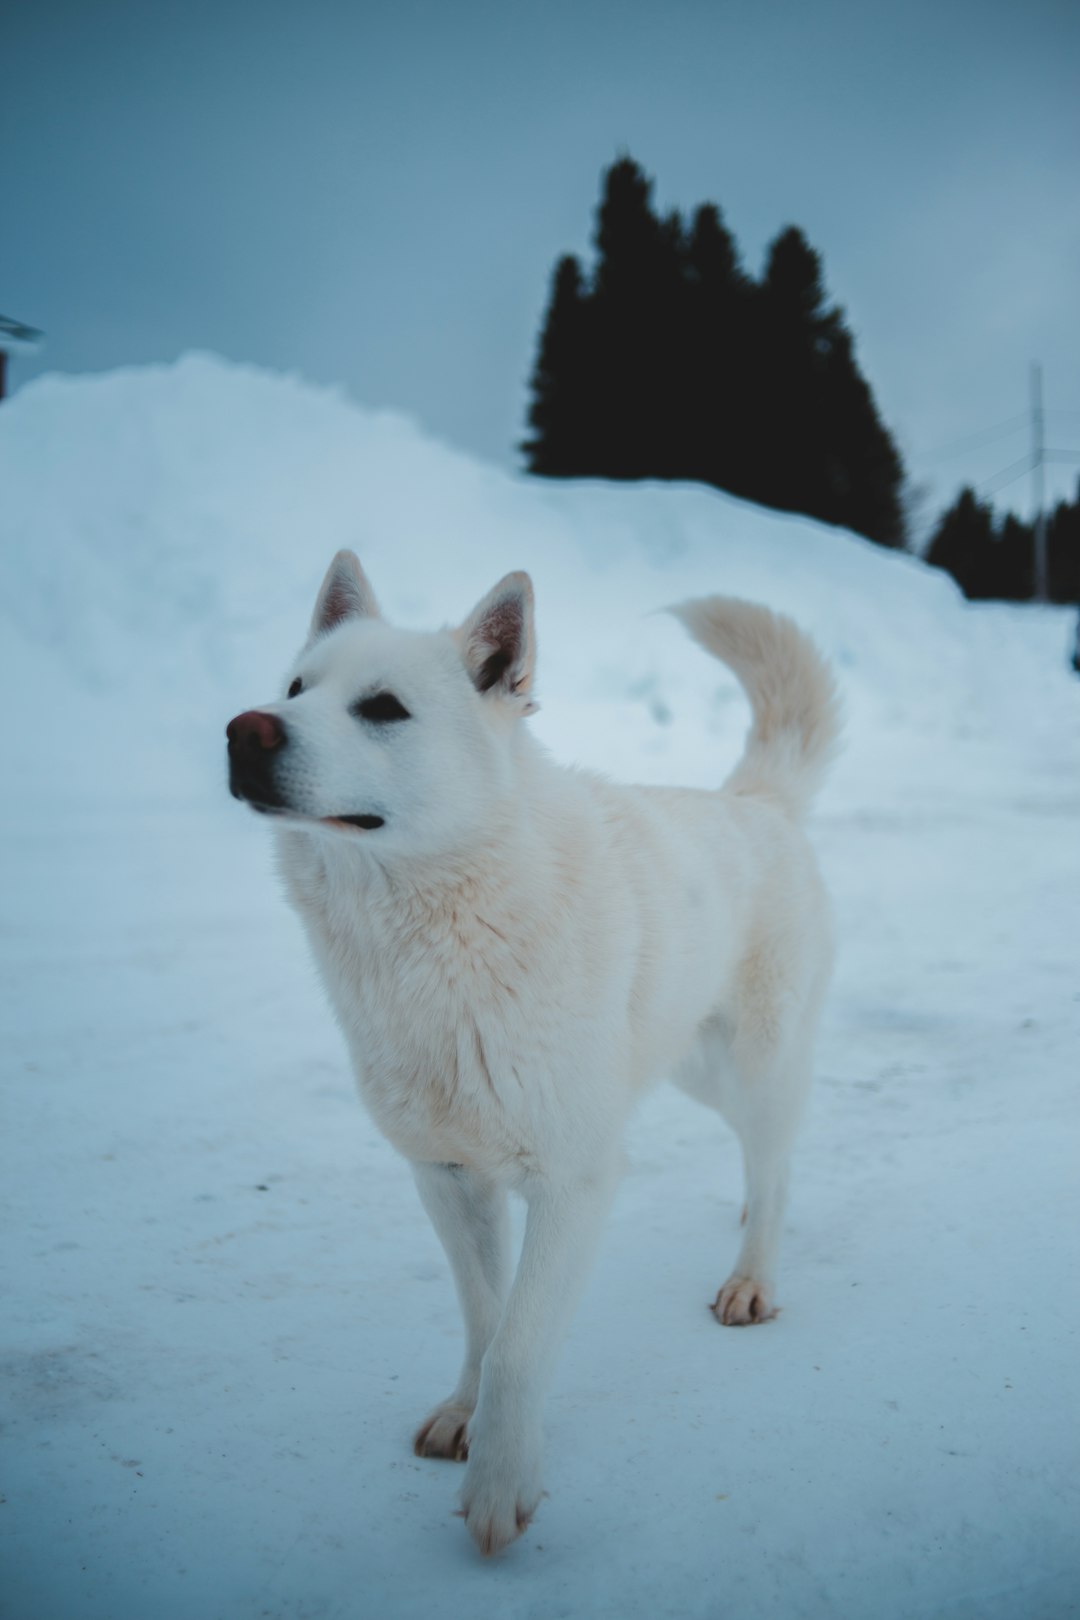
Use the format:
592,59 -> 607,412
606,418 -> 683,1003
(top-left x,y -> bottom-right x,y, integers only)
5,0 -> 1079,526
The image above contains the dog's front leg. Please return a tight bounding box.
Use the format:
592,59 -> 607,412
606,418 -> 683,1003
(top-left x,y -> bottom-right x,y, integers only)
411,1161 -> 511,1460
460,1163 -> 618,1556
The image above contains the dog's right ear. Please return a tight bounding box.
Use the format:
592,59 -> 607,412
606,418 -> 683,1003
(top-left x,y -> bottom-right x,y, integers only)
310,550 -> 380,639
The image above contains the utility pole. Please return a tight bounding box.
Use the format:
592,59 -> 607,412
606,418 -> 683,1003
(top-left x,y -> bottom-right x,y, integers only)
1031,362 -> 1048,602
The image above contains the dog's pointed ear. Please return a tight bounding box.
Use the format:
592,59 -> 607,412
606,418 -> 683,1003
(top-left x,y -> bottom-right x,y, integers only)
456,572 -> 537,709
310,550 -> 380,638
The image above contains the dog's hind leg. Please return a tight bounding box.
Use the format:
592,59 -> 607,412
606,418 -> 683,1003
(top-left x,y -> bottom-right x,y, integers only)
710,1062 -> 808,1326
411,1161 -> 511,1460
678,1017 -> 814,1327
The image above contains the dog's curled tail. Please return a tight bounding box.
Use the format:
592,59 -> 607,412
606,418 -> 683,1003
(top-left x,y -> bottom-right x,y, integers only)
669,596 -> 842,816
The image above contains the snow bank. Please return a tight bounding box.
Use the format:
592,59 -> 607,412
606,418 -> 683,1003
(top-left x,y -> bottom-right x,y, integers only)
2,353 -> 1073,811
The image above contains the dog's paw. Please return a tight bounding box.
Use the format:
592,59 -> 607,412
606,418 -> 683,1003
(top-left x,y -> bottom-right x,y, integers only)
413,1401 -> 472,1461
711,1276 -> 778,1326
458,1442 -> 543,1557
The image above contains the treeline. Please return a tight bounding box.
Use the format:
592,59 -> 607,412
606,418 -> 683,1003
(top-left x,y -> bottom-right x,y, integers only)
522,157 -> 906,548
926,483 -> 1080,603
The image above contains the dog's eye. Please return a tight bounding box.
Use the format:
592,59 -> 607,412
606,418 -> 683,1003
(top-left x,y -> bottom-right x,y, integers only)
353,691 -> 411,724
287,678 -> 303,699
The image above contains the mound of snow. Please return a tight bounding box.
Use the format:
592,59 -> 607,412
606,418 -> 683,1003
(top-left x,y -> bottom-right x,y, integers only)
1,352 -> 1073,809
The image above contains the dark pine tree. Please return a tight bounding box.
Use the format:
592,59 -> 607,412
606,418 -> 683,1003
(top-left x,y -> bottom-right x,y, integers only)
521,256 -> 593,476
989,515 -> 1034,601
752,227 -> 833,520
925,487 -> 996,596
990,511 -> 1036,602
1047,479 -> 1080,604
522,157 -> 907,547
925,487 -> 1033,600
589,156 -> 687,479
820,323 -> 906,547
754,227 -> 904,545
683,203 -> 754,495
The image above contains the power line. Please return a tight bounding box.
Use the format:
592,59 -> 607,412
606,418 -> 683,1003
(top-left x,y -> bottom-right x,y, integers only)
916,413 -> 1028,462
977,452 -> 1035,498
915,411 -> 1080,469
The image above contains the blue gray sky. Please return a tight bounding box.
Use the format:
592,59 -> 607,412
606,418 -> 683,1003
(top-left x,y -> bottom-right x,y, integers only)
5,0 -> 1079,526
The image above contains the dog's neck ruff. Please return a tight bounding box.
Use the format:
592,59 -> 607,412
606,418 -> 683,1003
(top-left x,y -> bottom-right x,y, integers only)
280,775 -> 543,918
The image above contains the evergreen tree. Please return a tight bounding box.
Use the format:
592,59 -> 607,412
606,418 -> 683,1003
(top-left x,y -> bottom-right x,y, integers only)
522,156 -> 907,547
925,487 -> 996,595
754,227 -> 832,520
927,479 -> 1080,604
989,515 -> 1034,601
820,323 -> 906,547
755,228 -> 905,545
925,489 -> 1032,600
1047,480 -> 1080,603
683,203 -> 753,494
522,256 -> 592,476
589,157 -> 686,479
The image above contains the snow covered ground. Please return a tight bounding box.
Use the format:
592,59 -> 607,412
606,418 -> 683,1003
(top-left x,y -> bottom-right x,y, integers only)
2,356 -> 1078,1620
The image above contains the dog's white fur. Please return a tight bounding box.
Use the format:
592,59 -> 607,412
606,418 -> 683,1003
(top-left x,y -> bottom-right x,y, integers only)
232,552 -> 840,1557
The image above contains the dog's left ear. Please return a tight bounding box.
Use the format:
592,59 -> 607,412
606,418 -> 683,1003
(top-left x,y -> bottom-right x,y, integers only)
456,572 -> 537,711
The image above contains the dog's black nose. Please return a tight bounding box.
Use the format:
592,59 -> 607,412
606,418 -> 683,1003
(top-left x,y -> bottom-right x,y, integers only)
226,710 -> 285,753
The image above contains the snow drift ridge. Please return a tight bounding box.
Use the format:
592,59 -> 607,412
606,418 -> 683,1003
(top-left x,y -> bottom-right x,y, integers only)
0,352 -> 1072,807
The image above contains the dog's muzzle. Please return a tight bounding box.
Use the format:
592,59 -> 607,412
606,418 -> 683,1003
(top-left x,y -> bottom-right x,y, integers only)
226,709 -> 286,808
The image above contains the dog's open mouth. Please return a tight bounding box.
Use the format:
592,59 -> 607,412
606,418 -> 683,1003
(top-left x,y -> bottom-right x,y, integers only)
241,799 -> 385,832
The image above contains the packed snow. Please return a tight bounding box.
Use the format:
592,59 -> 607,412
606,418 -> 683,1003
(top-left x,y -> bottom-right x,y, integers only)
2,354 -> 1077,1620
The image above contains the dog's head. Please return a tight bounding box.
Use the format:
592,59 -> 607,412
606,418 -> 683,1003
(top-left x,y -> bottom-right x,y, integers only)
226,551 -> 537,857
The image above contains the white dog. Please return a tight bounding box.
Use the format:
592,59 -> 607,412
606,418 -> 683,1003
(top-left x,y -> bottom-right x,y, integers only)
226,552 -> 840,1556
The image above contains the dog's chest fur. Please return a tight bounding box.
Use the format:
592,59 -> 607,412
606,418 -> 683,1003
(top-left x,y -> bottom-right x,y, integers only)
278,834 -> 563,1171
